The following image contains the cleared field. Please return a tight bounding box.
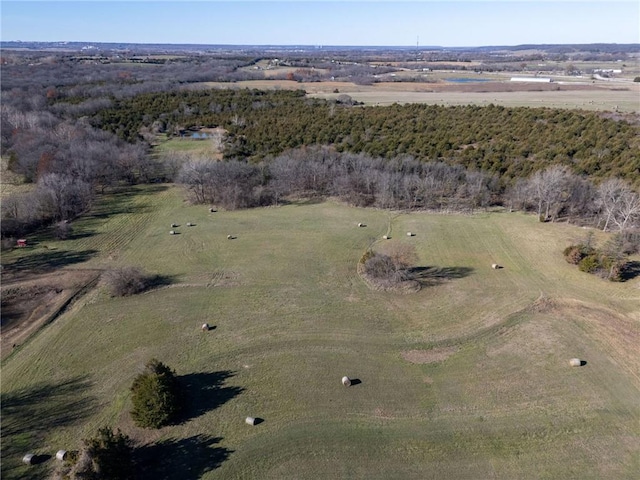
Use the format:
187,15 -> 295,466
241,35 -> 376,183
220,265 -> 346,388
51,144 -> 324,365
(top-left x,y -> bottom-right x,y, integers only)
1,186 -> 639,479
152,133 -> 221,159
195,79 -> 640,113
0,157 -> 31,199
312,87 -> 640,112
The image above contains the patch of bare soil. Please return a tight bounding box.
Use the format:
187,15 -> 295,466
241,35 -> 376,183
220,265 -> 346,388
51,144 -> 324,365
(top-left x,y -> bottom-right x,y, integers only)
401,346 -> 459,364
1,270 -> 100,359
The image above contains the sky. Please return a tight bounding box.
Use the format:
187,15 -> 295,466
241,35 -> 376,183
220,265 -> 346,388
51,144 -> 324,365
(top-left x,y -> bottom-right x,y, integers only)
1,1 -> 639,47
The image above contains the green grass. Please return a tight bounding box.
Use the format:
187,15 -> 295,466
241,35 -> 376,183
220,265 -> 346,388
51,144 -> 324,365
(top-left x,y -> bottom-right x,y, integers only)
152,133 -> 220,157
2,185 -> 639,479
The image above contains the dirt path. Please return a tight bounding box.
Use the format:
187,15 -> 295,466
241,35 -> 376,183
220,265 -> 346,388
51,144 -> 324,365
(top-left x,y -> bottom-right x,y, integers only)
1,269 -> 101,360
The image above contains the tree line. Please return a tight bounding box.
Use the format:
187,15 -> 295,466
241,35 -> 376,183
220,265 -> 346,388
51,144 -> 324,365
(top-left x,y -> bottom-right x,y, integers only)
176,146 -> 640,233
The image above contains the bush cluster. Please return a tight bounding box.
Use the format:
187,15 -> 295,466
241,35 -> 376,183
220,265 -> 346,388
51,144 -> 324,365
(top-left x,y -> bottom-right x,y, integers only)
364,252 -> 406,283
361,244 -> 418,285
54,427 -> 133,480
563,244 -> 595,265
563,239 -> 627,282
102,266 -> 150,297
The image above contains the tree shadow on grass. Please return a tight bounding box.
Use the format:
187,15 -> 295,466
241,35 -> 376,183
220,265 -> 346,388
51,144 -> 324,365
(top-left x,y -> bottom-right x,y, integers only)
179,371 -> 244,423
145,274 -> 177,290
620,261 -> 640,281
135,435 -> 232,480
1,376 -> 96,480
83,186 -> 168,220
407,266 -> 474,287
3,249 -> 98,275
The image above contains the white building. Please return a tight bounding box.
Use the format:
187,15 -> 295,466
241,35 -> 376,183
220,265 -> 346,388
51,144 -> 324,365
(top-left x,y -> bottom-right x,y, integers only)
510,77 -> 552,83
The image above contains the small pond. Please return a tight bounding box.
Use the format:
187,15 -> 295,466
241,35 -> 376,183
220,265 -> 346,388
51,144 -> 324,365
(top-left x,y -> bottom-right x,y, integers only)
446,78 -> 491,83
190,132 -> 211,139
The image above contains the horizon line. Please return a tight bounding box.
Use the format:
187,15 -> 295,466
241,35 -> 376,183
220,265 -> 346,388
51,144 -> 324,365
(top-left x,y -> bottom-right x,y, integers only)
3,40 -> 639,48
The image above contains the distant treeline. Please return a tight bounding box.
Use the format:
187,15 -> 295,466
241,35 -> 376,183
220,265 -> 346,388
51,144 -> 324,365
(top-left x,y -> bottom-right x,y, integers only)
94,89 -> 640,184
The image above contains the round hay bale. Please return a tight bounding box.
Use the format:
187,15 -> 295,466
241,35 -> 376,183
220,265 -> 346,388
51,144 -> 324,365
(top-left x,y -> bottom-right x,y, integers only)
227,234 -> 233,239
358,223 -> 366,227
342,376 -> 351,387
187,222 -> 193,227
171,223 -> 177,228
383,235 -> 389,240
209,208 -> 216,213
169,230 -> 175,235
407,232 -> 414,237
56,450 -> 67,461
491,263 -> 500,269
245,416 -> 257,426
201,323 -> 209,331
569,358 -> 582,367
22,453 -> 35,465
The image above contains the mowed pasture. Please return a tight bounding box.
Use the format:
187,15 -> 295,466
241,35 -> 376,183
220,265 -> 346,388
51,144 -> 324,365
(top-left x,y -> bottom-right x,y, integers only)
1,185 -> 639,479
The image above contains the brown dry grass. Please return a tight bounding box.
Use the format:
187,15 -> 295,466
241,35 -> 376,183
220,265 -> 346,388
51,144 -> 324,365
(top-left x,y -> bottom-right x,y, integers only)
191,79 -> 640,113
487,296 -> 640,389
0,270 -> 100,359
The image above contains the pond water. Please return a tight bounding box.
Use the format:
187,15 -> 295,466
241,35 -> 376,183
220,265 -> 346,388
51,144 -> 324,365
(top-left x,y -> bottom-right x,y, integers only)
446,77 -> 491,83
190,132 -> 211,139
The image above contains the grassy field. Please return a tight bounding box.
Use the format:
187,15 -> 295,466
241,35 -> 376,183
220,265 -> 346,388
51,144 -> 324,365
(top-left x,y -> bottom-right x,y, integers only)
1,185 -> 639,479
151,133 -> 222,159
311,87 -> 640,112
0,157 -> 31,199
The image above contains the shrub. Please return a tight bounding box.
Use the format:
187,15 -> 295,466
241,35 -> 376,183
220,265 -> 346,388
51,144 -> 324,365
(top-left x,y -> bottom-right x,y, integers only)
55,427 -> 133,480
608,262 -> 623,282
1,237 -> 16,251
563,245 -> 584,264
53,220 -> 73,240
130,359 -> 182,429
386,243 -> 418,270
578,254 -> 600,273
364,252 -> 400,280
619,230 -> 640,255
563,243 -> 596,265
102,266 -> 149,297
84,427 -> 133,479
634,76 -> 640,82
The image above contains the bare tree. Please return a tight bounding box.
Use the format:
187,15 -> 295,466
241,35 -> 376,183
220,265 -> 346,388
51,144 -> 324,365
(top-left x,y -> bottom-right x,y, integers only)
611,189 -> 640,232
526,166 -> 573,221
597,178 -> 640,232
505,178 -> 529,212
37,173 -> 92,220
177,158 -> 262,209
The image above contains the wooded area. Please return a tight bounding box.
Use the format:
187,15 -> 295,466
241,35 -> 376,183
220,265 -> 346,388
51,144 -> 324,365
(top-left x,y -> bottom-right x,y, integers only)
1,48 -> 639,240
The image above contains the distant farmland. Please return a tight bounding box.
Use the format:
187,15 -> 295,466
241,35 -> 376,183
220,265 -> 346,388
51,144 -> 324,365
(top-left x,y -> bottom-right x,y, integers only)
196,79 -> 640,113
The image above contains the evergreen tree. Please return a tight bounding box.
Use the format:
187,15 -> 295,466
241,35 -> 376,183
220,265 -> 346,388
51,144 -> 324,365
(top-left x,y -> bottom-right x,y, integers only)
130,359 -> 182,429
